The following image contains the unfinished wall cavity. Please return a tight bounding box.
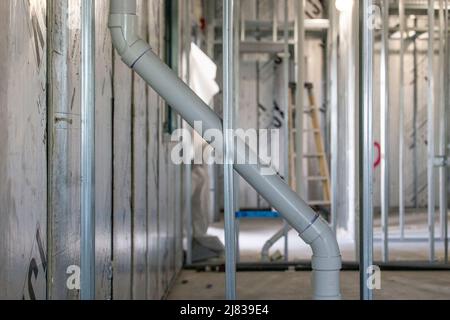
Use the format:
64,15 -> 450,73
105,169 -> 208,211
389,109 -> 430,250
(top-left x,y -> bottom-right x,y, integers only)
0,0 -> 48,300
0,0 -> 183,300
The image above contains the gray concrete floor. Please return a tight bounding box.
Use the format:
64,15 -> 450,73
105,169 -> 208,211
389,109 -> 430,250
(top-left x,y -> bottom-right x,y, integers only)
168,270 -> 450,300
170,211 -> 450,299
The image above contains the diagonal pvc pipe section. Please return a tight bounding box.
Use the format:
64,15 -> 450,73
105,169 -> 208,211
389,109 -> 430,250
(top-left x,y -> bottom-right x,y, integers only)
109,0 -> 341,300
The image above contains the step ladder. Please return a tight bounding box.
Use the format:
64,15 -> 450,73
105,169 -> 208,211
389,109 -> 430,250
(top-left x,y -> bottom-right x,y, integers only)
290,82 -> 331,208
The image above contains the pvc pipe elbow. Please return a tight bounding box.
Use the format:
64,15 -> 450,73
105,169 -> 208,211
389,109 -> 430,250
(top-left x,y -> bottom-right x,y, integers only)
299,216 -> 342,300
261,242 -> 273,262
299,216 -> 342,271
261,253 -> 270,262
108,14 -> 151,68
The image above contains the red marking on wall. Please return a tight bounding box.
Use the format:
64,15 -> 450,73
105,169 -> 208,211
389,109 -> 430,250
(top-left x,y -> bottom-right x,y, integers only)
374,142 -> 381,169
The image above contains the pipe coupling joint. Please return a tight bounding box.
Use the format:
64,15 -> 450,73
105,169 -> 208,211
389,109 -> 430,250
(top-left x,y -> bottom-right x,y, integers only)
299,216 -> 342,271
311,255 -> 342,271
108,14 -> 151,67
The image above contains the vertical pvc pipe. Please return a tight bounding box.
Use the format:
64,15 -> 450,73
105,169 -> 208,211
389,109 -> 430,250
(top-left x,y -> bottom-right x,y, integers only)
80,0 -> 96,300
223,0 -> 237,301
295,0 -> 305,199
428,0 -> 436,262
380,0 -> 390,263
283,0 -> 290,262
399,0 -> 406,240
329,1 -> 339,233
359,0 -> 374,301
183,0 -> 193,266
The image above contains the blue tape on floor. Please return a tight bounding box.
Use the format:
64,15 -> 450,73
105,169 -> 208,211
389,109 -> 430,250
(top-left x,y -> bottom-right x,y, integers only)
235,211 -> 280,219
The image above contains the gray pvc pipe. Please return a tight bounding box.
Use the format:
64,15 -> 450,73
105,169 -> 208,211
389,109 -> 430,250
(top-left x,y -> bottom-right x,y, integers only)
109,0 -> 341,300
261,225 -> 292,262
133,49 -> 325,243
110,0 -> 136,14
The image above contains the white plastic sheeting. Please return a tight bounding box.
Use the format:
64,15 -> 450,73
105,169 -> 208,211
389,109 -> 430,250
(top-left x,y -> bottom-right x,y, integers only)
190,43 -> 220,106
189,43 -> 220,238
